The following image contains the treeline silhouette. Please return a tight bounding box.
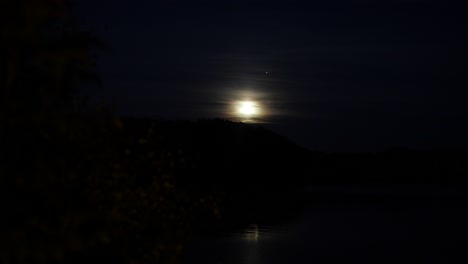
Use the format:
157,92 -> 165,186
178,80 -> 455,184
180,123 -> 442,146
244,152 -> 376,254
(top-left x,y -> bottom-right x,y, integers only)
4,113 -> 223,263
304,149 -> 468,185
1,1 -> 217,263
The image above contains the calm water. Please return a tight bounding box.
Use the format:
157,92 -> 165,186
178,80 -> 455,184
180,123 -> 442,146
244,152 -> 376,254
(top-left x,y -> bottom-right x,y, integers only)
184,186 -> 467,264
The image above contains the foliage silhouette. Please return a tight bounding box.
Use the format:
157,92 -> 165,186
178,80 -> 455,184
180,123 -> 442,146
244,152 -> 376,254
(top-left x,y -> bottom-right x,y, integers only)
1,1 -> 218,263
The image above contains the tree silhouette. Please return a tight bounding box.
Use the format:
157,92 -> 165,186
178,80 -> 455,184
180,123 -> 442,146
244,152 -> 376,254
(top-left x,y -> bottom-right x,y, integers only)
0,0 -> 102,111
1,2 -> 219,263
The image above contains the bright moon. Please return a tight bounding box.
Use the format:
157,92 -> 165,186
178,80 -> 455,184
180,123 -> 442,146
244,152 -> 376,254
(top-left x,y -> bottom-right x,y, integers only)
237,101 -> 259,117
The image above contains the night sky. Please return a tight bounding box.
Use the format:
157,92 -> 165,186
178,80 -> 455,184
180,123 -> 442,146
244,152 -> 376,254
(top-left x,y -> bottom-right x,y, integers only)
76,0 -> 467,151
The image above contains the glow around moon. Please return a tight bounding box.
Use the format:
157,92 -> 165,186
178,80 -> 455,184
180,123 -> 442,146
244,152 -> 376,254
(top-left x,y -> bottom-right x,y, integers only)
234,100 -> 261,121
220,90 -> 272,123
237,101 -> 258,116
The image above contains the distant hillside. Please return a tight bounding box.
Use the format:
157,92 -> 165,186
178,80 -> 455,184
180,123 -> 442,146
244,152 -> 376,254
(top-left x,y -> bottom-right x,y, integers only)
121,118 -> 308,186
120,118 -> 309,227
303,149 -> 468,185
121,117 -> 468,187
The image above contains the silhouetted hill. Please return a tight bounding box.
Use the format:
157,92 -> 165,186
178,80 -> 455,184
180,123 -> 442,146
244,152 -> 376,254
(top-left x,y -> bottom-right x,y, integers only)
119,117 -> 309,229
119,117 -> 468,197
121,118 -> 307,186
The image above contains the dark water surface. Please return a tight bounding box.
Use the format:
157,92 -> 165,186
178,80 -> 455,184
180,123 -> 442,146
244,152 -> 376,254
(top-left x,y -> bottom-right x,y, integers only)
184,186 -> 467,264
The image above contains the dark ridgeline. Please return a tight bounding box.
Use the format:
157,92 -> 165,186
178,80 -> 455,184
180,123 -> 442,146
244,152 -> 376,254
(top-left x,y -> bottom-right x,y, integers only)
306,149 -> 468,185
